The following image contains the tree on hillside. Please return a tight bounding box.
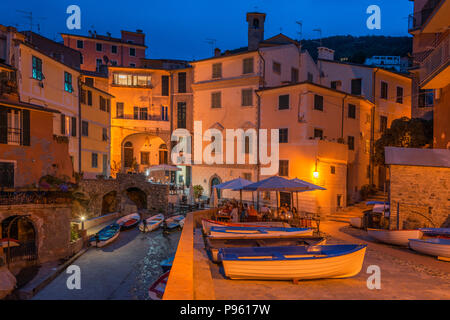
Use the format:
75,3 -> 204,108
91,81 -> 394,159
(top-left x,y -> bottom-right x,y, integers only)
374,117 -> 433,166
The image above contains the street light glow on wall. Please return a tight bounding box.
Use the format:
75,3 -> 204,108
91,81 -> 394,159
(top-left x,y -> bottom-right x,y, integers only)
313,159 -> 319,179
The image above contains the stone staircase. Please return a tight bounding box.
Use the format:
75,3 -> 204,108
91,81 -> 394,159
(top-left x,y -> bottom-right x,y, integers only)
326,191 -> 388,223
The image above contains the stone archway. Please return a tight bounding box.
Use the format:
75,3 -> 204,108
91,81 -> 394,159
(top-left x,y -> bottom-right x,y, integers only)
124,187 -> 147,210
1,215 -> 38,265
101,191 -> 119,214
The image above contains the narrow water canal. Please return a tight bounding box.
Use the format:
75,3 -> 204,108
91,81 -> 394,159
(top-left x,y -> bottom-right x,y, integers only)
33,227 -> 181,300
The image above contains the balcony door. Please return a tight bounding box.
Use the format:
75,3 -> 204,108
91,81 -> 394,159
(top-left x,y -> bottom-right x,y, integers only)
123,142 -> 134,168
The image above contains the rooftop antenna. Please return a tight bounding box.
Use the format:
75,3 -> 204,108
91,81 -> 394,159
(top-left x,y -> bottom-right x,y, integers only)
313,28 -> 322,47
296,21 -> 303,41
16,10 -> 46,42
205,38 -> 217,56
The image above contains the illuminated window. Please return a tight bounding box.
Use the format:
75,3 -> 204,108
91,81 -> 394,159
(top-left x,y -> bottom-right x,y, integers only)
32,56 -> 43,80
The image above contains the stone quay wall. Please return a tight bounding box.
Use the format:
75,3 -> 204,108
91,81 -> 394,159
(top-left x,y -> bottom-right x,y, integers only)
77,173 -> 169,218
389,164 -> 450,229
0,204 -> 72,266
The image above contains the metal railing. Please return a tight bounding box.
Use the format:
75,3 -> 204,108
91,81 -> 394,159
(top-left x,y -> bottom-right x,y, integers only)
7,127 -> 21,144
420,33 -> 450,86
408,0 -> 444,31
114,114 -> 169,121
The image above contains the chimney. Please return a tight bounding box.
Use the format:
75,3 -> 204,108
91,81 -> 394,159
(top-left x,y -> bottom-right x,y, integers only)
246,12 -> 266,51
214,48 -> 221,57
318,47 -> 335,61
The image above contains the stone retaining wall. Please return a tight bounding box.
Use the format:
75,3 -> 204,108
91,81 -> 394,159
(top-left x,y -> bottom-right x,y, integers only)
0,204 -> 72,265
389,164 -> 450,229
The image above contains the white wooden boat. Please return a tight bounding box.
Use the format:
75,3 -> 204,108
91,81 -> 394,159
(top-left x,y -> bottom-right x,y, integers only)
349,217 -> 363,229
164,215 -> 185,230
219,244 -> 367,280
209,226 -> 313,239
89,223 -> 121,248
139,214 -> 165,232
207,237 -> 326,263
201,218 -> 290,234
409,238 -> 450,258
116,213 -> 141,230
367,228 -> 423,246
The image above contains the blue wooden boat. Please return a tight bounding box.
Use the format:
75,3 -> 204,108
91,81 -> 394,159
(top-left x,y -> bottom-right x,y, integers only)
164,215 -> 185,230
218,244 -> 367,280
89,223 -> 121,248
209,226 -> 313,239
419,228 -> 450,238
160,254 -> 175,272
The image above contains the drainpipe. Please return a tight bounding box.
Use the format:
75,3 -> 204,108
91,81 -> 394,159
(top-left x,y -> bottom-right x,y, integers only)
78,76 -> 82,174
341,93 -> 348,140
169,71 -> 174,164
256,49 -> 266,210
370,68 -> 379,186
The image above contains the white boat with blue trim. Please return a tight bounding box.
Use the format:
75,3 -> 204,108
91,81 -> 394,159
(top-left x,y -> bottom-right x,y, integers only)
367,228 -> 422,246
139,214 -> 165,232
409,238 -> 450,259
218,244 -> 367,280
209,226 -> 313,239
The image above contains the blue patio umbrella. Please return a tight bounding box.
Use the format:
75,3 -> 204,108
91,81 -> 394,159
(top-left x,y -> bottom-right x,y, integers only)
243,176 -> 311,211
291,178 -> 326,212
243,176 -> 310,192
214,177 -> 253,203
290,178 -> 326,191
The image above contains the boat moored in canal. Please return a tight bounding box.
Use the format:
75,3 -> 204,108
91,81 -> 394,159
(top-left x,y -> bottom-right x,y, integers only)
218,244 -> 367,281
139,214 -> 165,232
89,223 -> 121,248
116,213 -> 141,230
148,271 -> 170,300
367,228 -> 423,246
160,254 -> 175,272
163,215 -> 185,232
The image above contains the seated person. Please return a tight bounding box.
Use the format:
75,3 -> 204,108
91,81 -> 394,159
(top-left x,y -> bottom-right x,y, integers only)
230,206 -> 239,222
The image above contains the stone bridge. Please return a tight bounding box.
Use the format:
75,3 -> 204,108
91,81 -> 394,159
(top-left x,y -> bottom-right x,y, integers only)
75,173 -> 169,218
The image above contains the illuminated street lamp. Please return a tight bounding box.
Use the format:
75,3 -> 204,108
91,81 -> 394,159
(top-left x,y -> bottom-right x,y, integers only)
81,216 -> 86,230
313,159 -> 319,179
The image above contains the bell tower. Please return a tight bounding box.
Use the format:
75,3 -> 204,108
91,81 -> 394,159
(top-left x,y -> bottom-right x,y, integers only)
246,12 -> 266,51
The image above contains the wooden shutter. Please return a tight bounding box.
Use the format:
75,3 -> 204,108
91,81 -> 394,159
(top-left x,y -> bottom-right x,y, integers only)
61,114 -> 66,134
0,107 -> 8,144
22,109 -> 30,146
71,117 -> 77,137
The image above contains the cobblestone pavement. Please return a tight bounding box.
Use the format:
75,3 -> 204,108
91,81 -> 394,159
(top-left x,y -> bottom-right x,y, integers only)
33,227 -> 181,300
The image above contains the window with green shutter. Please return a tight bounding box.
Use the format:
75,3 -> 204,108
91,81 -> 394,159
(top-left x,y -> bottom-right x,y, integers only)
32,56 -> 43,80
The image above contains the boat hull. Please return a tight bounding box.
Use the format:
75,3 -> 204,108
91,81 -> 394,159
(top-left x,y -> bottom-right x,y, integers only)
367,229 -> 422,246
139,214 -> 165,232
116,213 -> 141,230
90,226 -> 120,248
207,237 -> 326,263
409,238 -> 450,258
349,217 -> 363,229
164,215 -> 185,230
148,271 -> 170,300
202,219 -> 290,234
220,245 -> 367,280
209,226 -> 313,239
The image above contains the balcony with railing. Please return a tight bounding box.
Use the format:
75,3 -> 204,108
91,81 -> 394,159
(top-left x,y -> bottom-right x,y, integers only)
0,70 -> 18,96
408,0 -> 445,32
419,33 -> 450,89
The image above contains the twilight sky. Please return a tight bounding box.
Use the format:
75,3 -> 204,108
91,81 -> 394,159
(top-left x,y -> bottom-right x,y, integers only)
1,0 -> 413,60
